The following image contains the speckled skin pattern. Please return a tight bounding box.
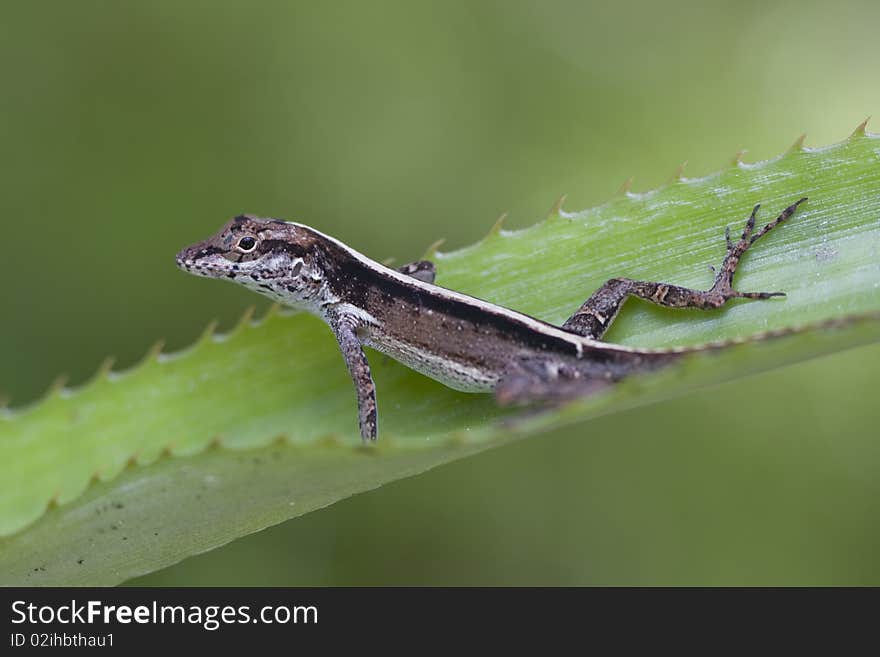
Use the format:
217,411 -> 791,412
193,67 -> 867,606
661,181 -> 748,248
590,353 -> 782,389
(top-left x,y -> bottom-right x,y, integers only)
176,199 -> 806,440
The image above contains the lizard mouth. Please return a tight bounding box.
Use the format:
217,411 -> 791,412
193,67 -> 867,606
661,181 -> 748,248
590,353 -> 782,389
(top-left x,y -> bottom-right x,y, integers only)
175,252 -> 234,277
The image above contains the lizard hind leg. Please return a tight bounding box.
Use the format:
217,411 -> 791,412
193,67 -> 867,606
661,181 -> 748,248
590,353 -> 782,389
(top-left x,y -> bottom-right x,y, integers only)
711,197 -> 807,300
560,198 -> 808,340
494,358 -> 612,406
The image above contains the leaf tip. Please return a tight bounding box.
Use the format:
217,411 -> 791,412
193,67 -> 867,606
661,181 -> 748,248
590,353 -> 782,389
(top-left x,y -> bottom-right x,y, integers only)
671,160 -> 688,182
199,319 -> 220,343
263,303 -> 282,321
96,356 -> 116,379
485,212 -> 508,239
423,238 -> 446,260
850,117 -> 870,138
234,305 -> 257,332
47,373 -> 69,398
140,339 -> 166,368
547,194 -> 568,220
787,133 -> 807,153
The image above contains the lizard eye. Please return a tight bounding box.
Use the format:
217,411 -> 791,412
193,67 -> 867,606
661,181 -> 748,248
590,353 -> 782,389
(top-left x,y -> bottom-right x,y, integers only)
237,236 -> 257,252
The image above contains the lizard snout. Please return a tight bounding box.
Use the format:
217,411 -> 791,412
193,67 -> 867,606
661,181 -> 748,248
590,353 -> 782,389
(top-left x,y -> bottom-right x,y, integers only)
174,248 -> 192,270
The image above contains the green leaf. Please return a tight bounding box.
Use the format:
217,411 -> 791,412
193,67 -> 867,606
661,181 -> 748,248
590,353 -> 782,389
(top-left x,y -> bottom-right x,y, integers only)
1,129 -> 879,585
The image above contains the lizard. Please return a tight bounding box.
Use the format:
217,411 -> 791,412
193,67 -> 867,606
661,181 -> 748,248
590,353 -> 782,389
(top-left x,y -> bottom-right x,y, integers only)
176,197 -> 807,441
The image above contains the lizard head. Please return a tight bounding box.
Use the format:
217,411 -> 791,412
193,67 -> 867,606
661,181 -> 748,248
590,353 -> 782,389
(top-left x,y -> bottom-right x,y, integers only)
176,215 -> 326,308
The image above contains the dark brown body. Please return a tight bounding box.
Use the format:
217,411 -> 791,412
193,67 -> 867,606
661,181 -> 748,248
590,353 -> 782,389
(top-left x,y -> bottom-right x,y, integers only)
319,248 -> 681,393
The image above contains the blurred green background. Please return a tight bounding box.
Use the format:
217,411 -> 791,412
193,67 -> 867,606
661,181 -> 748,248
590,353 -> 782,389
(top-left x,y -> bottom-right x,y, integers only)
2,0 -> 878,584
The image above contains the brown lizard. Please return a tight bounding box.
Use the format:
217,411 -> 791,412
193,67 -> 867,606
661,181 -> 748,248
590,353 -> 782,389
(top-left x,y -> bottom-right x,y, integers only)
176,198 -> 807,440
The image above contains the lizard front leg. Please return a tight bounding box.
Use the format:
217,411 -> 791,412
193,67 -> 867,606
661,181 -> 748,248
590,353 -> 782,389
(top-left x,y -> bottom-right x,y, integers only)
494,349 -> 679,406
328,313 -> 378,441
320,257 -> 433,439
561,198 -> 807,340
397,259 -> 436,283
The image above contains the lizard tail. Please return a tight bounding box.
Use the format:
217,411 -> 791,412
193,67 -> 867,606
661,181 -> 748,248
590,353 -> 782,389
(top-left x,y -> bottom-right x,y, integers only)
669,310 -> 880,355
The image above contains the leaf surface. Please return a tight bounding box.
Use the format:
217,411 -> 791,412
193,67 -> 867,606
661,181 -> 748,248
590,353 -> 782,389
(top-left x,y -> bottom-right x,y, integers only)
2,130 -> 879,584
